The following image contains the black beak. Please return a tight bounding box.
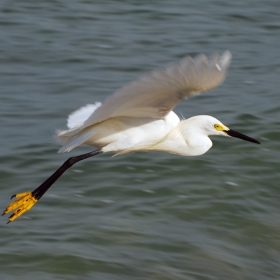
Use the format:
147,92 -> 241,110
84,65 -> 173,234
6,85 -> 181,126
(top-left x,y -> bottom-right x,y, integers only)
224,129 -> 261,144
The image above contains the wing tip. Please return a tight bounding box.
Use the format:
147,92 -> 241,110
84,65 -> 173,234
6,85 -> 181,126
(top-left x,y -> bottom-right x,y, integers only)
181,50 -> 232,72
219,50 -> 232,70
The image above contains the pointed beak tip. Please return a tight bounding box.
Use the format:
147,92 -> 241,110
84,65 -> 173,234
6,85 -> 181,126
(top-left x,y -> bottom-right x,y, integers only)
225,129 -> 260,145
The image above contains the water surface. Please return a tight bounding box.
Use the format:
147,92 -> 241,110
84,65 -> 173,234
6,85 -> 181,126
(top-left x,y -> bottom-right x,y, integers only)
1,1 -> 280,279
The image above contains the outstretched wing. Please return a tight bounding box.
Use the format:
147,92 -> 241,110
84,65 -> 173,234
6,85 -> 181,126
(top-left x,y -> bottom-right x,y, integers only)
83,51 -> 231,127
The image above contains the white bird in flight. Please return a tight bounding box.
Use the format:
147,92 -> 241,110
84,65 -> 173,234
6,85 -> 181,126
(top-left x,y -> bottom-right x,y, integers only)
3,51 -> 260,223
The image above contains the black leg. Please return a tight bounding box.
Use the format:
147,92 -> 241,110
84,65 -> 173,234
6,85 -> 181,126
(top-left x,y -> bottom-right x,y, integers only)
31,149 -> 103,200
3,149 -> 103,223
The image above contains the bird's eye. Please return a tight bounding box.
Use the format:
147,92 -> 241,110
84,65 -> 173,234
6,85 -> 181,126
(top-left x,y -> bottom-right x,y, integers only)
214,124 -> 222,131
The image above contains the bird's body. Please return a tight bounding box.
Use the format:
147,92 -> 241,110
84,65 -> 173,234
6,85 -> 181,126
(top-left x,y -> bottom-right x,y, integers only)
58,109 -> 180,155
56,50 -> 233,156
59,111 -> 217,157
3,51 -> 260,223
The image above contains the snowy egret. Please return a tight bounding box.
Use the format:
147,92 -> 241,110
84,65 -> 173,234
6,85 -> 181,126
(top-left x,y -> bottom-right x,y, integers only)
3,51 -> 260,223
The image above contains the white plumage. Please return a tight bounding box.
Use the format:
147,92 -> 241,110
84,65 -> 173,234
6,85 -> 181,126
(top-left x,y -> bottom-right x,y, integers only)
3,51 -> 260,223
57,51 -> 249,156
67,102 -> 102,129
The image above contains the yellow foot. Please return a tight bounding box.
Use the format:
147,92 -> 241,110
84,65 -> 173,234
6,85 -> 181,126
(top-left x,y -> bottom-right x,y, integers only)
2,192 -> 38,223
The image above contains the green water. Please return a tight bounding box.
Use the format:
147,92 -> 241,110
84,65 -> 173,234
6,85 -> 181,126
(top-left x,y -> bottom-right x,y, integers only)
1,1 -> 280,279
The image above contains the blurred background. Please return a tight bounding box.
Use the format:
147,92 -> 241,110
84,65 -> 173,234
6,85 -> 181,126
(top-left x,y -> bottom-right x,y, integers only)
0,1 -> 280,279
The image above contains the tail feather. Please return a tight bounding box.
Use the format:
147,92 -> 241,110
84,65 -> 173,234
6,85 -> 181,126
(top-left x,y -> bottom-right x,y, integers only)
56,102 -> 102,153
57,129 -> 96,153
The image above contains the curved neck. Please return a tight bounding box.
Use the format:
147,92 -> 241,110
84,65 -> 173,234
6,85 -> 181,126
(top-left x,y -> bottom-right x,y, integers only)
147,120 -> 213,157
179,120 -> 213,156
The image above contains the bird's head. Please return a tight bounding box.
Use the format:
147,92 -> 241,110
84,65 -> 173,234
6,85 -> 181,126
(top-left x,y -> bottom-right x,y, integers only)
200,115 -> 260,144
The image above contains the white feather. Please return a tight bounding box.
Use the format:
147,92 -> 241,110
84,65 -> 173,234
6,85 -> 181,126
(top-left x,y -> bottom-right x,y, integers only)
58,129 -> 96,153
67,102 -> 102,129
56,51 -> 234,154
81,51 -> 231,128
